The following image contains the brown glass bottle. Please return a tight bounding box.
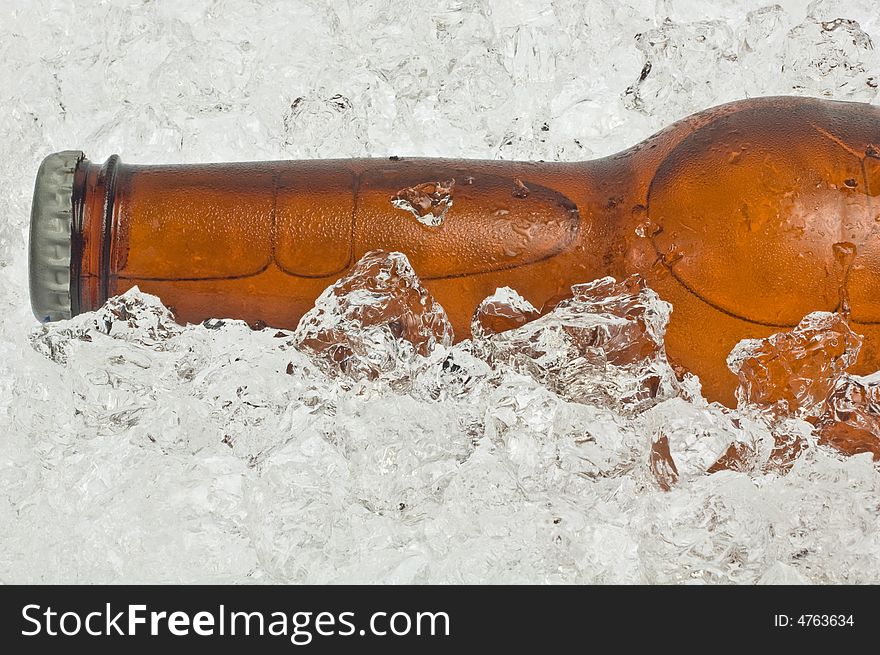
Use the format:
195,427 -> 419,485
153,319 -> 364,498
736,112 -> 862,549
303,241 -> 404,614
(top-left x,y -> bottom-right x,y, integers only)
29,96 -> 880,406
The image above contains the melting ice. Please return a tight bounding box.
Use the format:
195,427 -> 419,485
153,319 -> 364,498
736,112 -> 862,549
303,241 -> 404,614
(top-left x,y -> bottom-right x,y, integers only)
391,180 -> 455,227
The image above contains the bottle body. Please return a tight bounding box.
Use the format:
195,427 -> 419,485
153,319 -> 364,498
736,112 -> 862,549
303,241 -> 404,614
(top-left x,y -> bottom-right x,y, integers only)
54,96 -> 880,405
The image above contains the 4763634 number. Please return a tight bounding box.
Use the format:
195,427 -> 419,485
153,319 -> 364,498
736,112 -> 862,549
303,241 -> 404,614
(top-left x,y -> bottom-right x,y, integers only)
774,615 -> 854,627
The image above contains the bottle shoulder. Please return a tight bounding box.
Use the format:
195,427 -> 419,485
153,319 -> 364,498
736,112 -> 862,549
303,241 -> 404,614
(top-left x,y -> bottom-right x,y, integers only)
634,95 -> 880,327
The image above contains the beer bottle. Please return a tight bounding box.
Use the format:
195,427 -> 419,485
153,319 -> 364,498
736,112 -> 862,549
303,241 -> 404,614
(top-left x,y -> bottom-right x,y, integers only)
28,96 -> 880,406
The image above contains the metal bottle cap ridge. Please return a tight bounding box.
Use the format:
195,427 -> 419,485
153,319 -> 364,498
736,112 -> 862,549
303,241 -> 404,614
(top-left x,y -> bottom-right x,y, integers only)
29,150 -> 84,322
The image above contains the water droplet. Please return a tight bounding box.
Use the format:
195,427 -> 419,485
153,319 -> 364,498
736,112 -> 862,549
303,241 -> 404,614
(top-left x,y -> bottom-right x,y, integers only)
512,178 -> 530,198
512,218 -> 530,237
833,241 -> 857,317
650,257 -> 671,278
867,144 -> 880,159
843,178 -> 858,188
661,246 -> 683,266
727,150 -> 742,164
635,218 -> 662,238
833,241 -> 857,268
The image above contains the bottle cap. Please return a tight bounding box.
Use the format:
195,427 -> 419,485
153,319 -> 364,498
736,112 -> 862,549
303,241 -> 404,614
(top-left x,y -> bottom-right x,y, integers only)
29,150 -> 84,322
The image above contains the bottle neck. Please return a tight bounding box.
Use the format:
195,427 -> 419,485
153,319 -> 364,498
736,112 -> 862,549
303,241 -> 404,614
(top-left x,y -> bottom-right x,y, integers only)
68,155 -> 641,321
72,154 -> 122,315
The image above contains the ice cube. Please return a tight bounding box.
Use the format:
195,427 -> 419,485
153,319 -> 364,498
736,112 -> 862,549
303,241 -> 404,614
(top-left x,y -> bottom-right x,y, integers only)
410,342 -> 494,402
28,324 -> 93,366
781,16 -> 880,102
292,250 -> 454,387
757,561 -> 810,585
726,312 -> 862,419
566,275 -> 667,365
476,274 -> 677,412
639,397 -> 743,479
816,373 -> 880,459
763,429 -> 807,475
471,286 -> 540,339
91,287 -> 183,346
391,179 -> 455,227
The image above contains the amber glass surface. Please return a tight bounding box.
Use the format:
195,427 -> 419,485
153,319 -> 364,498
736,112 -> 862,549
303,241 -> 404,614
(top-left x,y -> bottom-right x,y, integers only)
71,96 -> 880,406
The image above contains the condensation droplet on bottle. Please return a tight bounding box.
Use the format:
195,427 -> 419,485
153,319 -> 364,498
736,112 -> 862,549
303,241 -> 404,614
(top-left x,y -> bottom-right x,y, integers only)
833,241 -> 857,265
635,218 -> 662,238
867,144 -> 880,159
512,217 -> 537,241
512,178 -> 530,198
650,256 -> 671,279
833,241 -> 857,317
661,245 -> 683,266
391,179 -> 455,227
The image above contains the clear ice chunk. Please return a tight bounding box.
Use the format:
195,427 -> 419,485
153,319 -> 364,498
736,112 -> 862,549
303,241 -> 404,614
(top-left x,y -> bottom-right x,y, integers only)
27,323 -> 93,366
817,373 -> 880,459
391,179 -> 455,226
92,287 -> 184,346
566,275 -> 669,366
726,312 -> 862,419
292,250 -> 454,387
624,19 -> 739,117
471,286 -> 540,339
763,425 -> 809,475
781,16 -> 880,102
410,343 -> 494,403
758,562 -> 810,585
639,397 -> 745,479
475,274 -> 678,412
